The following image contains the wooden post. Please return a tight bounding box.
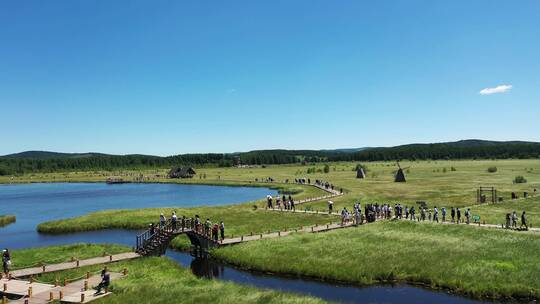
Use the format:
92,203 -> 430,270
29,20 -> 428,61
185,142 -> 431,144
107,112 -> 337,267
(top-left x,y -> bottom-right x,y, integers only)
311,227 -> 314,232
59,291 -> 64,300
30,276 -> 34,283
2,296 -> 6,304
123,268 -> 128,276
81,293 -> 85,303
109,255 -> 113,262
260,234 -> 262,239
50,292 -> 54,301
241,236 -> 244,241
42,265 -> 46,272
76,260 -> 80,267
3,283 -> 6,292
64,278 -> 67,286
278,231 -> 281,236
84,280 -> 88,291
86,272 -> 90,279
28,286 -> 33,297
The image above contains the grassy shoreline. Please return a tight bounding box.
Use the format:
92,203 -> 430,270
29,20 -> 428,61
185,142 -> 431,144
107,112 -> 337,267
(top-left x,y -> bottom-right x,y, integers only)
213,221 -> 540,302
12,244 -> 324,304
0,214 -> 16,227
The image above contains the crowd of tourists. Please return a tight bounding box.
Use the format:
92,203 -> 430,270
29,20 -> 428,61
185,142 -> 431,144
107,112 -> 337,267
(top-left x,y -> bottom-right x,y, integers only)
153,212 -> 226,242
266,194 -> 296,211
332,201 -> 529,230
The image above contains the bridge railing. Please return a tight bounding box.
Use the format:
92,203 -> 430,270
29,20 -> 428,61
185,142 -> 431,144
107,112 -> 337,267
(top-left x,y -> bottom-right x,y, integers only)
135,217 -> 194,251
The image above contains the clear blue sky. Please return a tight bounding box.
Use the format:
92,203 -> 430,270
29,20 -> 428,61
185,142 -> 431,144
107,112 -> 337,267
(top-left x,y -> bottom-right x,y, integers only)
1,1 -> 539,156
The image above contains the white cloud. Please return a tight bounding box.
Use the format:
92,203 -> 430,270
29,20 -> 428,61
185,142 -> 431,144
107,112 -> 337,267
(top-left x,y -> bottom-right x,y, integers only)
479,84 -> 512,95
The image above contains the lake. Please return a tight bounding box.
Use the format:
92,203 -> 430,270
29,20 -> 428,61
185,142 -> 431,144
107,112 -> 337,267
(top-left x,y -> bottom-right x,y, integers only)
0,182 -> 274,249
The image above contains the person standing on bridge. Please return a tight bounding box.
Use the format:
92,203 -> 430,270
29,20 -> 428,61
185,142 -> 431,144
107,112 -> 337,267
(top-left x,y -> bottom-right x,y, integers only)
171,211 -> 178,231
2,248 -> 10,277
219,221 -> 225,241
212,223 -> 219,242
159,213 -> 166,228
328,201 -> 334,214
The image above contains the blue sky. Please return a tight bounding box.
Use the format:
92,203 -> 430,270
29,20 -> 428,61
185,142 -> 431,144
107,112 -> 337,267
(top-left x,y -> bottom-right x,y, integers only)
1,1 -> 539,156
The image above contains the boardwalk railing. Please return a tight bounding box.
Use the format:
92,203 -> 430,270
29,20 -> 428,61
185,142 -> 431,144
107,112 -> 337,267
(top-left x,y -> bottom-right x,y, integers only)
135,217 -> 194,252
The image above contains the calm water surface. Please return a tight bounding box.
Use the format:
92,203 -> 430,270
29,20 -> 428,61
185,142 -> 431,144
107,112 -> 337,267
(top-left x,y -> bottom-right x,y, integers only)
0,182 -> 274,249
0,183 -> 496,303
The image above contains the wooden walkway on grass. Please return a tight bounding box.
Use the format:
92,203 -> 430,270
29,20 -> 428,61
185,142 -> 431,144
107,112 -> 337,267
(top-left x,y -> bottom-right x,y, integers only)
220,221 -> 355,245
2,272 -> 125,303
10,252 -> 140,279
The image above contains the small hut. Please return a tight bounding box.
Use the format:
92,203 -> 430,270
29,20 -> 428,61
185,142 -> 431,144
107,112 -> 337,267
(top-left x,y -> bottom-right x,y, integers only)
168,167 -> 196,179
356,168 -> 366,179
394,168 -> 406,182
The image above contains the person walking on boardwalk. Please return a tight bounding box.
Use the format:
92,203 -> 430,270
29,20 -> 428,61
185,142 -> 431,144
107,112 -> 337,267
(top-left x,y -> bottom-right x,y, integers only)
451,207 -> 456,223
341,207 -> 348,225
433,206 -> 439,223
328,201 -> 334,214
465,208 -> 471,224
441,207 -> 447,222
159,213 -> 166,228
420,207 -> 426,221
290,199 -> 295,211
521,211 -> 528,230
410,206 -> 416,221
456,208 -> 461,224
2,248 -> 10,277
512,211 -> 518,229
354,206 -> 361,225
219,221 -> 225,241
171,211 -> 178,231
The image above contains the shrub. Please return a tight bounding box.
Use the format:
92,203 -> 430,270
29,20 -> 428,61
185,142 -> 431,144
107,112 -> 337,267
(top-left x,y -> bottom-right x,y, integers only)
487,166 -> 498,173
354,164 -> 369,172
443,167 -> 447,173
451,166 -> 457,171
513,176 -> 527,184
323,164 -> 330,173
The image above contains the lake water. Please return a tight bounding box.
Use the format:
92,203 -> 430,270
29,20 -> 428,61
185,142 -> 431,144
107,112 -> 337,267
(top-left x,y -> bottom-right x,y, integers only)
0,182 -> 274,249
0,183 -> 496,303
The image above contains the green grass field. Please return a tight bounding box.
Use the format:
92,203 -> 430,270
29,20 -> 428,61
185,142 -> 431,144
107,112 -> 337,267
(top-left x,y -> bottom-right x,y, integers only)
9,243 -> 129,270
214,220 -> 540,301
0,214 -> 16,227
15,244 -> 324,304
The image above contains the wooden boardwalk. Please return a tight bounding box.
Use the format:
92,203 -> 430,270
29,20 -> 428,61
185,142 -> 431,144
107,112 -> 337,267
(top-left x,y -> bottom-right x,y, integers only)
2,273 -> 124,303
10,252 -> 140,279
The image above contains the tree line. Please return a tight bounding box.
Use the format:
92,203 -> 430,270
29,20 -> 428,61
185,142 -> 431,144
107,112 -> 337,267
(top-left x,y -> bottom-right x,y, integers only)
1,141 -> 539,175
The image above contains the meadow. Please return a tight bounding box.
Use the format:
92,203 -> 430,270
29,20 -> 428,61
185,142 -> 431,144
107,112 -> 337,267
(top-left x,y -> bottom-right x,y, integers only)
11,244 -> 324,304
5,159 -> 540,301
214,220 -> 540,301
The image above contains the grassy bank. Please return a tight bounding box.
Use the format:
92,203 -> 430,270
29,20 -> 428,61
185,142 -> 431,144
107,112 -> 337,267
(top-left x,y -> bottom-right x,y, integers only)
214,220 -> 540,301
37,205 -> 338,250
9,243 -> 130,269
471,196 -> 540,226
35,256 -> 324,304
0,214 -> 16,227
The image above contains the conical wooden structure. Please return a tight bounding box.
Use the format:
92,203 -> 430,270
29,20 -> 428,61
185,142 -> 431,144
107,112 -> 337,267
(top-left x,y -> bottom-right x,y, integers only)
394,168 -> 406,182
356,168 -> 366,179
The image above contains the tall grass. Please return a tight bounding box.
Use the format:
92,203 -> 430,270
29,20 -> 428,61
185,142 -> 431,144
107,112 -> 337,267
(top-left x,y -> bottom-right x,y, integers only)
214,221 -> 540,301
0,215 -> 16,227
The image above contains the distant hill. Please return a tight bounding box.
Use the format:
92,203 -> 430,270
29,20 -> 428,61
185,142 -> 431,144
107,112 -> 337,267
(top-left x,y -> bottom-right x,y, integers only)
1,151 -> 111,159
1,140 -> 538,175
